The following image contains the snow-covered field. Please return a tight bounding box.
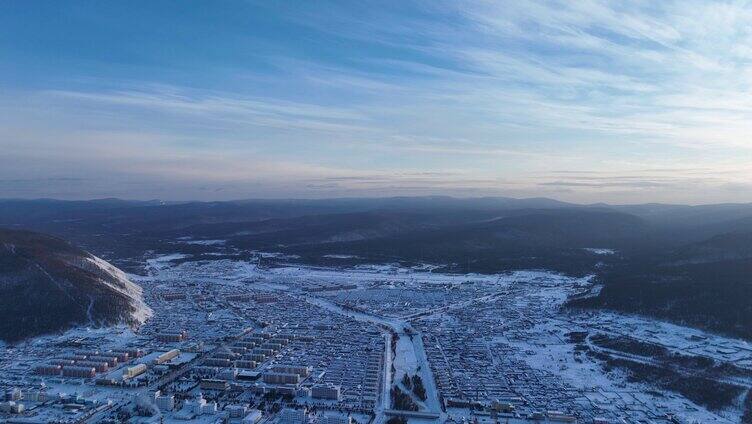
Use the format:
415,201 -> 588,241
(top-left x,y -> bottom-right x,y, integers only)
583,248 -> 616,255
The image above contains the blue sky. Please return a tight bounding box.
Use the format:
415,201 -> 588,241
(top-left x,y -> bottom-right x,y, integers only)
1,1 -> 751,203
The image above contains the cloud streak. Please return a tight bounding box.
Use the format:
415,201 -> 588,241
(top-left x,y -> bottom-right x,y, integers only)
0,1 -> 751,203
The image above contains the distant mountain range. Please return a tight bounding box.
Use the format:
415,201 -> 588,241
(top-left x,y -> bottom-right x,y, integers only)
0,228 -> 151,342
3,195 -> 752,234
1,196 -> 751,339
3,197 -> 752,263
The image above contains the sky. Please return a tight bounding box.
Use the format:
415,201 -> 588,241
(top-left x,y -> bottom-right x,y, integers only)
1,0 -> 752,204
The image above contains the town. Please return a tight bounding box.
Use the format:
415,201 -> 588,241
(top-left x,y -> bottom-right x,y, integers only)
1,251 -> 750,424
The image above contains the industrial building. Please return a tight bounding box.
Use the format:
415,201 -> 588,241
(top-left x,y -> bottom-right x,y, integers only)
200,378 -> 230,391
277,408 -> 307,424
156,330 -> 188,343
320,413 -> 350,424
76,361 -> 109,372
272,365 -> 310,377
154,349 -> 180,364
125,363 -> 147,379
262,372 -> 300,385
311,383 -> 341,400
34,365 -> 62,376
62,366 -> 96,378
156,394 -> 175,411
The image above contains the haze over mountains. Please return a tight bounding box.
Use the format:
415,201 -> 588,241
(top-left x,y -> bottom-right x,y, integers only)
0,195 -> 751,341
2,196 -> 752,256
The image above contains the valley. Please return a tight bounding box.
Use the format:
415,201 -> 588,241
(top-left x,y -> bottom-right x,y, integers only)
2,249 -> 750,423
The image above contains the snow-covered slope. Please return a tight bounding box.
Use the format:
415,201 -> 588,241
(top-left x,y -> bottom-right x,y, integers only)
77,255 -> 153,325
0,228 -> 152,342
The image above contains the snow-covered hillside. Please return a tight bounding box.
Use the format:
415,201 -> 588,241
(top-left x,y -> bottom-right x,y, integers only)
0,228 -> 152,342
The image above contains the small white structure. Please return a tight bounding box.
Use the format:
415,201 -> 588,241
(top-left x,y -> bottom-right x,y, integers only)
243,410 -> 263,424
226,404 -> 248,418
156,394 -> 175,412
320,412 -> 350,424
278,407 -> 307,424
181,393 -> 218,417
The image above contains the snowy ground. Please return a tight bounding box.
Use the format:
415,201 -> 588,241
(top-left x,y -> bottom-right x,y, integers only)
567,310 -> 752,366
582,248 -> 616,255
138,254 -> 749,422
3,252 -> 750,423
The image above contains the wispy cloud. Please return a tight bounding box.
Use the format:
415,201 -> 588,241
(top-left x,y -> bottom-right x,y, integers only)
1,1 -> 752,202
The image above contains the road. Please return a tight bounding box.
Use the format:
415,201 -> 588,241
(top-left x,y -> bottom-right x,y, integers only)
375,332 -> 393,424
298,293 -> 444,423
